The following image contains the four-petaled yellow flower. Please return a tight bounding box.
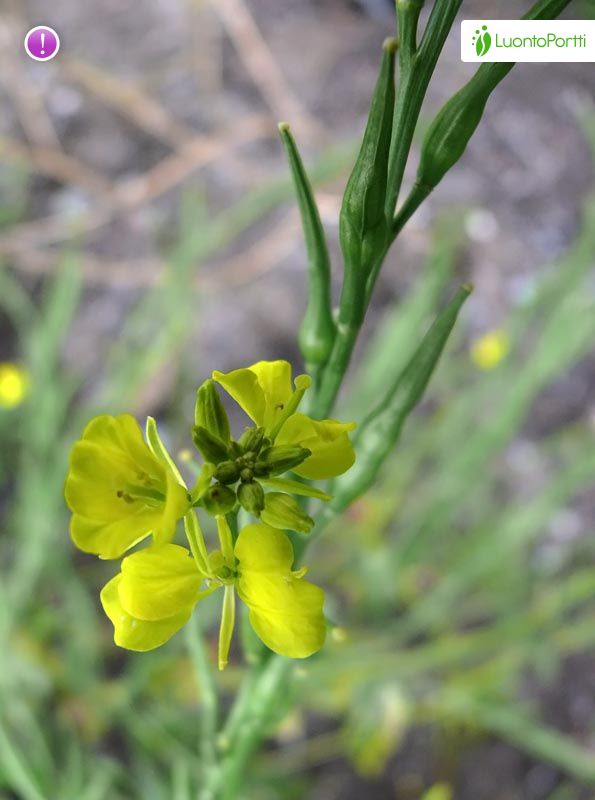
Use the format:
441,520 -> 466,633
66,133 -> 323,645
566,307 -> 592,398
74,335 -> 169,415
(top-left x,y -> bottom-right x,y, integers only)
100,523 -> 325,659
65,414 -> 189,559
213,360 -> 355,479
65,360 -> 354,665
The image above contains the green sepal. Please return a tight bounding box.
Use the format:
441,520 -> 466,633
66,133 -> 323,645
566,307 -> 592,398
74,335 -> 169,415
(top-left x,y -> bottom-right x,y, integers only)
331,285 -> 471,511
260,492 -> 314,534
237,480 -> 265,516
145,416 -> 186,487
218,584 -> 236,670
190,462 -> 215,504
202,483 -> 237,516
339,37 -> 397,325
279,123 -> 336,367
195,379 -> 231,443
255,445 -> 312,477
260,477 -> 332,502
192,425 -> 230,465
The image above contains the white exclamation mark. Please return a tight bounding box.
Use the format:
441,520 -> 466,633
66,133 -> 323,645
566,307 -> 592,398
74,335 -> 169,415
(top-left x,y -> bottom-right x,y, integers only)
40,32 -> 45,55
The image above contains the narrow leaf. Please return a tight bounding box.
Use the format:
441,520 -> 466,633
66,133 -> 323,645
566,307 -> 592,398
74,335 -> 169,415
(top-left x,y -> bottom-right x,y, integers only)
279,123 -> 335,367
331,285 -> 471,511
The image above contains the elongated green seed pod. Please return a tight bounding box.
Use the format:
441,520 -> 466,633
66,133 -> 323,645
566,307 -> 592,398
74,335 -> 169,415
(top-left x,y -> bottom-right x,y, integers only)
415,0 -> 573,195
279,123 -> 335,367
331,285 -> 471,511
339,37 -> 397,325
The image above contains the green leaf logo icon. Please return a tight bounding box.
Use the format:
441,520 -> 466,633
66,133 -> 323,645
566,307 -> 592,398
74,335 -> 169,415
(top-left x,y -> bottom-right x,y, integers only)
472,25 -> 492,57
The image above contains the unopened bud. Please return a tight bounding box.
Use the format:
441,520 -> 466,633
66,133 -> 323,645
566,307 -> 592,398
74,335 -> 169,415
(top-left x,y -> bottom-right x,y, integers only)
238,426 -> 265,454
195,379 -> 231,443
237,480 -> 265,516
260,492 -> 314,534
255,445 -> 311,477
214,460 -> 241,485
192,425 -> 230,465
202,483 -> 236,516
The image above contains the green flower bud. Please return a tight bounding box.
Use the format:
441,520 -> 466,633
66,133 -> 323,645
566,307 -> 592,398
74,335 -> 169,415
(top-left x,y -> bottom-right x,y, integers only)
214,460 -> 241,485
202,483 -> 237,516
237,426 -> 266,454
260,492 -> 314,534
255,445 -> 311,477
195,379 -> 231,443
237,480 -> 265,516
192,425 -> 230,465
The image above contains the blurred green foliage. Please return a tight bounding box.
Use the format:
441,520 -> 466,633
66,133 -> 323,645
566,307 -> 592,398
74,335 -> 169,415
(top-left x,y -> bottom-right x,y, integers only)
1,116 -> 595,799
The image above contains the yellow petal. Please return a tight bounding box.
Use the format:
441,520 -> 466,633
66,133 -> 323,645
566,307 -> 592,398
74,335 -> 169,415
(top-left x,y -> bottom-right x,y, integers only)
234,523 -> 294,573
237,572 -> 326,658
70,511 -> 158,559
213,361 -> 294,430
154,470 -> 190,544
212,368 -> 266,425
276,413 -> 356,479
118,544 -> 202,621
100,575 -> 192,652
234,524 -> 326,658
248,360 -> 293,429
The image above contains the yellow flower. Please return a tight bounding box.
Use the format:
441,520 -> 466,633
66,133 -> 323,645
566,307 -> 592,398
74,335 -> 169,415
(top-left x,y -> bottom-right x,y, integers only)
0,362 -> 29,409
101,522 -> 326,660
470,329 -> 509,370
213,360 -> 355,480
65,414 -> 189,559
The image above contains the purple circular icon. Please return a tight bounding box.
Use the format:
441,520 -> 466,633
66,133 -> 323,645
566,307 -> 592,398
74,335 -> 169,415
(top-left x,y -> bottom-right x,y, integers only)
24,26 -> 60,62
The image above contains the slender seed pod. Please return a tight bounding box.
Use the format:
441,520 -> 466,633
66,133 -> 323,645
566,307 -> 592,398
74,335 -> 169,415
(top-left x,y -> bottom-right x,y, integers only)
338,37 -> 397,325
415,72 -> 497,195
330,285 -> 471,512
279,123 -> 336,367
414,0 -> 574,197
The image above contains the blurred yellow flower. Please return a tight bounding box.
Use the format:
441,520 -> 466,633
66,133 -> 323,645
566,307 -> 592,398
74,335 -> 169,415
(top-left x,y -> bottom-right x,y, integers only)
470,329 -> 509,370
0,362 -> 29,408
421,783 -> 453,800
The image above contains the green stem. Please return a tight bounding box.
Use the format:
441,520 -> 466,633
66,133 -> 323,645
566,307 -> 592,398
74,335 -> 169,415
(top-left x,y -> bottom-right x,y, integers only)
310,321 -> 360,418
186,617 -> 219,791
